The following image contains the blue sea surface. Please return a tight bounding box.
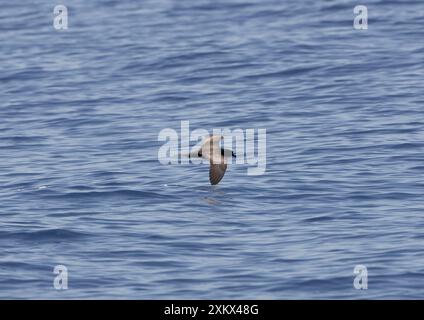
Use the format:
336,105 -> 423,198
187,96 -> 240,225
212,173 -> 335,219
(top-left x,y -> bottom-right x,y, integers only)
1,0 -> 424,299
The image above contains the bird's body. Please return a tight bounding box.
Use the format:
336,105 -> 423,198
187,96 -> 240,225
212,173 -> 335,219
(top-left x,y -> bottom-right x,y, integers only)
183,135 -> 236,185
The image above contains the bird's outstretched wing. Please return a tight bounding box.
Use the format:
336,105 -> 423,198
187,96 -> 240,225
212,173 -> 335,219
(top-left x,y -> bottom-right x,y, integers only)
209,162 -> 227,185
202,135 -> 222,146
201,135 -> 228,184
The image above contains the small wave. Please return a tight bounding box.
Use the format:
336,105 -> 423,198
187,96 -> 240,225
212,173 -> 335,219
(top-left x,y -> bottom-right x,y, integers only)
241,65 -> 321,80
41,189 -> 170,200
0,229 -> 88,242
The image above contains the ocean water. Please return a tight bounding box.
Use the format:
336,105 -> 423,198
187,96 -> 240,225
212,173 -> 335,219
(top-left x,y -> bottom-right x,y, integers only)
1,0 -> 424,299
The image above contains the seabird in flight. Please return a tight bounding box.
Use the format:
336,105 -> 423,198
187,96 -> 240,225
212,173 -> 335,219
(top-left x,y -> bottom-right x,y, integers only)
184,135 -> 236,185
